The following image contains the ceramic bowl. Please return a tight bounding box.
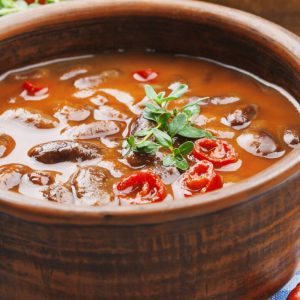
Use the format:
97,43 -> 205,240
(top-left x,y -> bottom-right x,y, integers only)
0,1 -> 299,299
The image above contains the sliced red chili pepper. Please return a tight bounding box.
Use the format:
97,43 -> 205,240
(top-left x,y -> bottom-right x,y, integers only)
25,0 -> 46,4
193,138 -> 238,168
132,69 -> 158,82
288,283 -> 300,300
23,80 -> 48,96
117,171 -> 167,204
180,160 -> 223,197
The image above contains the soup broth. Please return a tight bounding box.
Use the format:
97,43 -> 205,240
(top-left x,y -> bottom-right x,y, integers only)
0,52 -> 299,205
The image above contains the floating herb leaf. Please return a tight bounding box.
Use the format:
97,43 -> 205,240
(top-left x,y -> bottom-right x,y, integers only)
168,113 -> 188,137
124,83 -> 213,171
152,128 -> 173,148
178,125 -> 213,139
178,141 -> 194,155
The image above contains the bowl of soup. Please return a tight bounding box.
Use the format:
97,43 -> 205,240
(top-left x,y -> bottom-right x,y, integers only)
0,0 -> 299,299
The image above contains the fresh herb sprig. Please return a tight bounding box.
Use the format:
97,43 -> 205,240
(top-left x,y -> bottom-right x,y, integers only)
0,0 -> 62,16
124,83 -> 213,170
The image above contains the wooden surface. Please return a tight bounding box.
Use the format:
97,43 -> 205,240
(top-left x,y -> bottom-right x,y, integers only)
203,0 -> 300,36
0,1 -> 299,300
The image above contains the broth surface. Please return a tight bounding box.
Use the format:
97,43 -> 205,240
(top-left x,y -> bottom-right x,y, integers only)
0,52 -> 299,205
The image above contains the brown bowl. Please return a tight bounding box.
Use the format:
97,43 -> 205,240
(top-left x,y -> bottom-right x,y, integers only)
0,1 -> 300,299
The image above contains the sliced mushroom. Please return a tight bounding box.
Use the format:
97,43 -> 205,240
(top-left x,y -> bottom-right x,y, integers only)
62,121 -> 119,139
237,130 -> 285,159
151,164 -> 181,185
0,133 -> 15,158
43,182 -> 74,204
94,106 -> 127,121
283,129 -> 300,148
192,96 -> 240,106
221,104 -> 257,130
60,67 -> 88,81
54,105 -> 90,122
74,69 -> 121,90
28,170 -> 59,186
0,108 -> 58,129
8,68 -> 48,81
125,151 -> 156,168
70,166 -> 113,206
28,140 -> 102,164
0,164 -> 32,191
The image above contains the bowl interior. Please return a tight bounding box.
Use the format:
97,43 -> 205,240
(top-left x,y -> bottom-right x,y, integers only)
0,0 -> 299,224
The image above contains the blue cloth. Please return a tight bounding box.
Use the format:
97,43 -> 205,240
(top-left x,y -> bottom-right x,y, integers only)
271,270 -> 300,299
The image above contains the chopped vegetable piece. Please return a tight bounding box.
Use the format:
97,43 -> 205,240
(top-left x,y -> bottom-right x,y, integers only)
117,171 -> 167,204
193,138 -> 238,168
181,160 -> 223,196
288,283 -> 300,300
132,69 -> 158,82
23,80 -> 48,96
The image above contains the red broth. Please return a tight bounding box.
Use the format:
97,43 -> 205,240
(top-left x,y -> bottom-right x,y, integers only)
0,51 -> 299,205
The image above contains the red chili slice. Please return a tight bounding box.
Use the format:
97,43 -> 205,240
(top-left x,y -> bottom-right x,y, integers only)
23,80 -> 48,96
132,69 -> 158,82
25,0 -> 46,4
181,160 -> 223,197
288,283 -> 300,300
193,138 -> 238,168
117,171 -> 167,204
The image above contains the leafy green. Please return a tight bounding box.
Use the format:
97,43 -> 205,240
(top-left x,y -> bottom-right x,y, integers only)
134,129 -> 151,137
168,113 -> 188,137
178,141 -> 194,155
174,156 -> 189,170
144,83 -> 188,106
178,125 -> 213,139
168,84 -> 188,99
152,128 -> 173,148
124,83 -> 213,171
136,141 -> 160,154
163,155 -> 176,167
144,84 -> 158,100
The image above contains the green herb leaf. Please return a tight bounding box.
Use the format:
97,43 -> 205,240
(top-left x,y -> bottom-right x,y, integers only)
173,148 -> 181,156
178,141 -> 194,155
163,155 -> 177,167
126,136 -> 136,148
157,91 -> 166,100
182,97 -> 208,118
183,103 -> 200,118
152,128 -> 173,148
168,113 -> 188,137
144,84 -> 158,100
175,156 -> 189,170
134,129 -> 151,137
168,84 -> 188,99
157,113 -> 172,130
136,141 -> 160,154
178,125 -> 213,139
143,108 -> 160,121
144,102 -> 165,113
183,97 -> 207,109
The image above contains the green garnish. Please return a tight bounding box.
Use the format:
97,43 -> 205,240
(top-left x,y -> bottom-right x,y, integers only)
124,83 -> 213,171
0,0 -> 62,16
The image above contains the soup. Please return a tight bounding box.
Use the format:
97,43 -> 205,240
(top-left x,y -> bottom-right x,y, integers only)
0,51 -> 299,206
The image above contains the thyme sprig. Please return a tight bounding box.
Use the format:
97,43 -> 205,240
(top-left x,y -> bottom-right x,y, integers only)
124,83 -> 213,170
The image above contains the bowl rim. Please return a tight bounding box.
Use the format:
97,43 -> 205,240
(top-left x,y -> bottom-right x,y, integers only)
0,0 -> 299,225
